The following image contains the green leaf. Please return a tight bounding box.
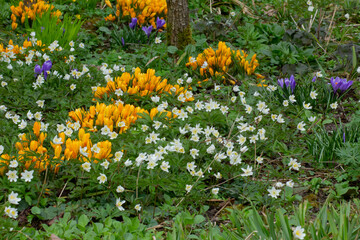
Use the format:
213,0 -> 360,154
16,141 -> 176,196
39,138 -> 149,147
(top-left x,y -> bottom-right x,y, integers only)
78,214 -> 90,228
25,195 -> 32,205
31,206 -> 41,215
167,46 -> 178,54
193,215 -> 205,225
99,26 -> 112,35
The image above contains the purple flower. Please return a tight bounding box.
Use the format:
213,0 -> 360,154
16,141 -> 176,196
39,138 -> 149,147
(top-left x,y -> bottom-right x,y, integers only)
142,25 -> 153,38
121,37 -> 125,47
289,75 -> 296,93
41,26 -> 44,32
34,64 -> 42,77
129,18 -> 137,29
156,17 -> 166,29
42,60 -> 52,80
277,78 -> 284,88
312,76 -> 316,82
343,132 -> 346,143
330,77 -> 353,93
277,75 -> 296,93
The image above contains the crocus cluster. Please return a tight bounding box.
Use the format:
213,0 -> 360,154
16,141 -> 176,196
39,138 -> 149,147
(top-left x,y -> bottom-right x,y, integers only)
0,39 -> 41,55
330,77 -> 353,94
277,75 -> 296,93
104,0 -> 167,29
129,17 -> 165,38
10,0 -> 62,30
186,41 -> 264,84
34,60 -> 52,80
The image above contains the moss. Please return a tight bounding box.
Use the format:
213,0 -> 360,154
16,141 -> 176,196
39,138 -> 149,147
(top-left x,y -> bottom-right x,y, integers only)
166,23 -> 193,50
177,25 -> 193,49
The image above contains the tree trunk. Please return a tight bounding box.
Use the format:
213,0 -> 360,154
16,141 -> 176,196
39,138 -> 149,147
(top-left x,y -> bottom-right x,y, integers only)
166,0 -> 192,49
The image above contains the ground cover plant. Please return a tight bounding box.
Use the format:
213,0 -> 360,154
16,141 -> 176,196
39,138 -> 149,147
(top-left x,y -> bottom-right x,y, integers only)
0,0 -> 360,239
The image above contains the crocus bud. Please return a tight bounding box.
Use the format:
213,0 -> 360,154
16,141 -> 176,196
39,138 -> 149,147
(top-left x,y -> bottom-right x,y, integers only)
129,18 -> 137,29
34,64 -> 42,77
156,17 -> 166,29
142,26 -> 153,38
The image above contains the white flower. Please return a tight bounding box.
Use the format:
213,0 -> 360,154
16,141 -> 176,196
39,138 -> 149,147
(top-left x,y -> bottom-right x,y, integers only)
155,37 -> 162,44
241,165 -> 253,177
345,13 -> 350,20
97,173 -> 107,184
21,170 -> 33,182
201,61 -> 208,69
230,11 -> 235,17
160,161 -> 170,172
289,158 -> 301,171
34,112 -> 42,120
308,5 -> 314,11
134,204 -> 141,211
275,182 -> 285,188
357,66 -> 360,74
297,121 -> 306,131
0,145 -> 4,155
286,180 -> 294,188
9,160 -> 18,168
151,95 -> 160,103
4,207 -> 18,219
124,159 -> 133,166
70,84 -> 76,91
293,226 -> 306,239
267,187 -> 281,198
212,188 -> 219,195
116,198 -> 126,211
8,191 -> 21,205
330,102 -> 338,109
289,95 -> 296,103
214,172 -> 222,179
308,116 -> 316,122
256,156 -> 263,163
101,160 -> 110,169
116,185 -> 125,193
185,185 -> 192,193
36,100 -> 45,108
310,91 -> 318,99
81,162 -> 91,172
303,102 -> 312,110
6,170 -> 18,182
79,43 -> 85,48
315,71 -> 323,77
214,84 -> 220,91
283,100 -> 289,106
52,136 -> 63,145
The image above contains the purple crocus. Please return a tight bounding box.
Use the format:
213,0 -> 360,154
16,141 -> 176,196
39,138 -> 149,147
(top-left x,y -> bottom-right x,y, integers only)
277,75 -> 296,93
129,18 -> 137,29
142,25 -> 153,38
156,17 -> 166,29
343,132 -> 346,143
312,76 -> 316,82
42,60 -> 52,80
34,64 -> 43,77
277,78 -> 284,88
121,37 -> 125,47
330,77 -> 353,93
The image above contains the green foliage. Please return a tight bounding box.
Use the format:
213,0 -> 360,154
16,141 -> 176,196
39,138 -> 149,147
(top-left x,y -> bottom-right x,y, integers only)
29,10 -> 83,47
